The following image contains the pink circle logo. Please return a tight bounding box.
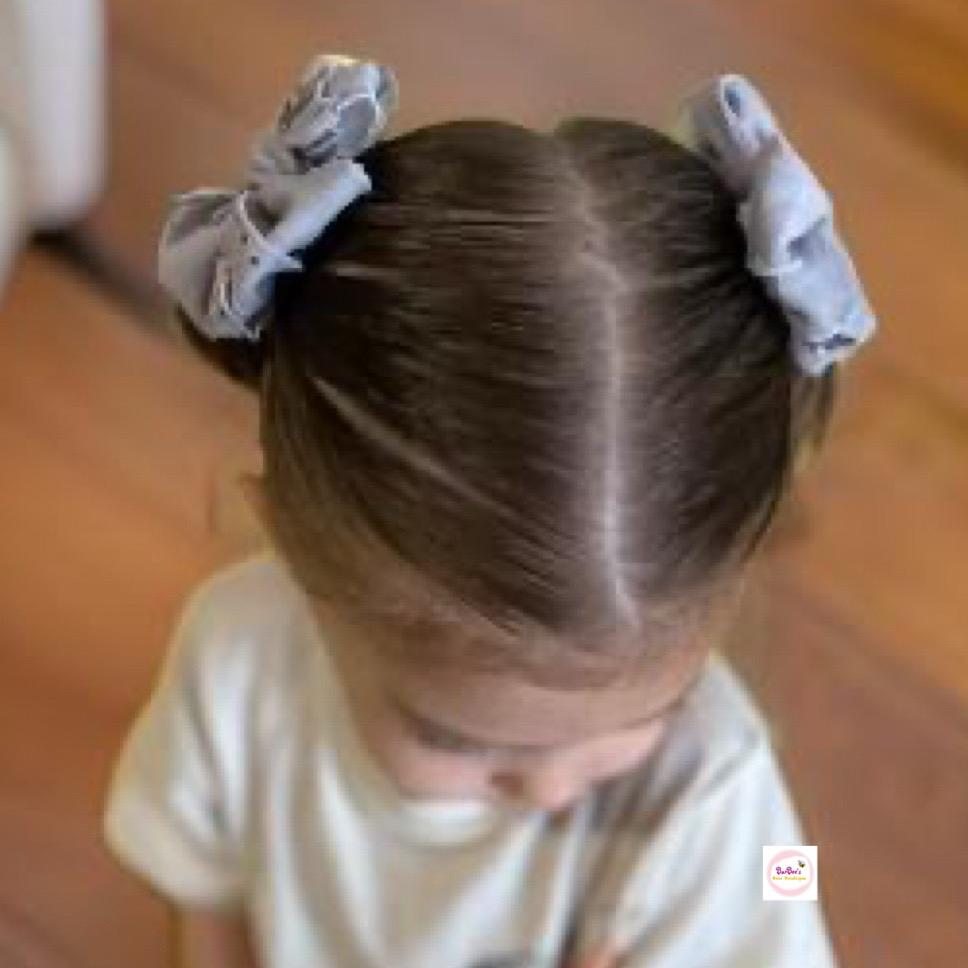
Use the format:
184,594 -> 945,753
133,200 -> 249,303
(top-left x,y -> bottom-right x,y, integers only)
765,848 -> 814,897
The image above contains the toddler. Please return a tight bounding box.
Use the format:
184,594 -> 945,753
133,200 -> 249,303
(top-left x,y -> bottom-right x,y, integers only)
103,53 -> 876,968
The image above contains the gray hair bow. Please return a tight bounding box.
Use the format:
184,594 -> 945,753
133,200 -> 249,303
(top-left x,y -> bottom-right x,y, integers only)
670,74 -> 876,376
158,53 -> 399,341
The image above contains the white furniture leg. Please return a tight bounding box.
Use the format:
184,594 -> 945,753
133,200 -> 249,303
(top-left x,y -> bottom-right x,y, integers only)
0,124 -> 23,291
0,0 -> 105,230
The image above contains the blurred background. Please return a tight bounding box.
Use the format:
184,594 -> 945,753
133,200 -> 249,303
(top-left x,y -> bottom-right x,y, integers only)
1,1 -> 966,966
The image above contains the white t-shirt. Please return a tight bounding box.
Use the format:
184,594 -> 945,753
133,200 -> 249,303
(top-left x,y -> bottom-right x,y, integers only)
102,550 -> 839,968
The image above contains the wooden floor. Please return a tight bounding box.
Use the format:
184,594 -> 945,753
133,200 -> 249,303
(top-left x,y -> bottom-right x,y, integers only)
2,2 -> 967,966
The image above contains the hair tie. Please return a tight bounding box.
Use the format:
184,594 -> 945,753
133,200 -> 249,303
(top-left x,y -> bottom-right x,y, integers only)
669,74 -> 877,376
158,53 -> 399,341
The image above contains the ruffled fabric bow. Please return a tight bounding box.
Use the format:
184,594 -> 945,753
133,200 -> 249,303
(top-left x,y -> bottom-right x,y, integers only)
158,53 -> 399,341
670,74 -> 877,376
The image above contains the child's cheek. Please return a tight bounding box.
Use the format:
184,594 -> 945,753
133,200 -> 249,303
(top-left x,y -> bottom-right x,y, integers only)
401,756 -> 492,798
401,746 -> 494,797
567,947 -> 623,968
582,717 -> 669,784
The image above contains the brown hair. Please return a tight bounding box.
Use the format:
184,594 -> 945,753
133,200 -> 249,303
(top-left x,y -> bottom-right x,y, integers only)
178,118 -> 836,687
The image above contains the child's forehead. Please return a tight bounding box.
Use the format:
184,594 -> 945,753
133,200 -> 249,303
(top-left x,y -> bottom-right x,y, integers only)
376,638 -> 709,750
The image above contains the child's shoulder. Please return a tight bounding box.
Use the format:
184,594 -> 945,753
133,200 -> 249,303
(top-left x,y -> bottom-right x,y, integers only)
665,648 -> 775,797
687,648 -> 774,768
590,649 -> 776,833
188,544 -> 295,597
163,549 -> 317,700
572,652 -> 824,966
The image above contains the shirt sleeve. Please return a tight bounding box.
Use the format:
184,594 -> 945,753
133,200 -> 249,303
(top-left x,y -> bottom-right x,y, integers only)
102,581 -> 249,909
570,734 -> 839,968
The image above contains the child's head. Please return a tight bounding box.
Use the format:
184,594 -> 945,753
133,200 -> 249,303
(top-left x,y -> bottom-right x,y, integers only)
168,59 -> 872,810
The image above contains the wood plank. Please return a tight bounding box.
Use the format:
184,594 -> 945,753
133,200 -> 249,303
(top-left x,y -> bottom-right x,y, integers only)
743,0 -> 968,170
0,249 -> 262,966
725,567 -> 968,968
0,248 -> 259,545
764,352 -> 968,703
